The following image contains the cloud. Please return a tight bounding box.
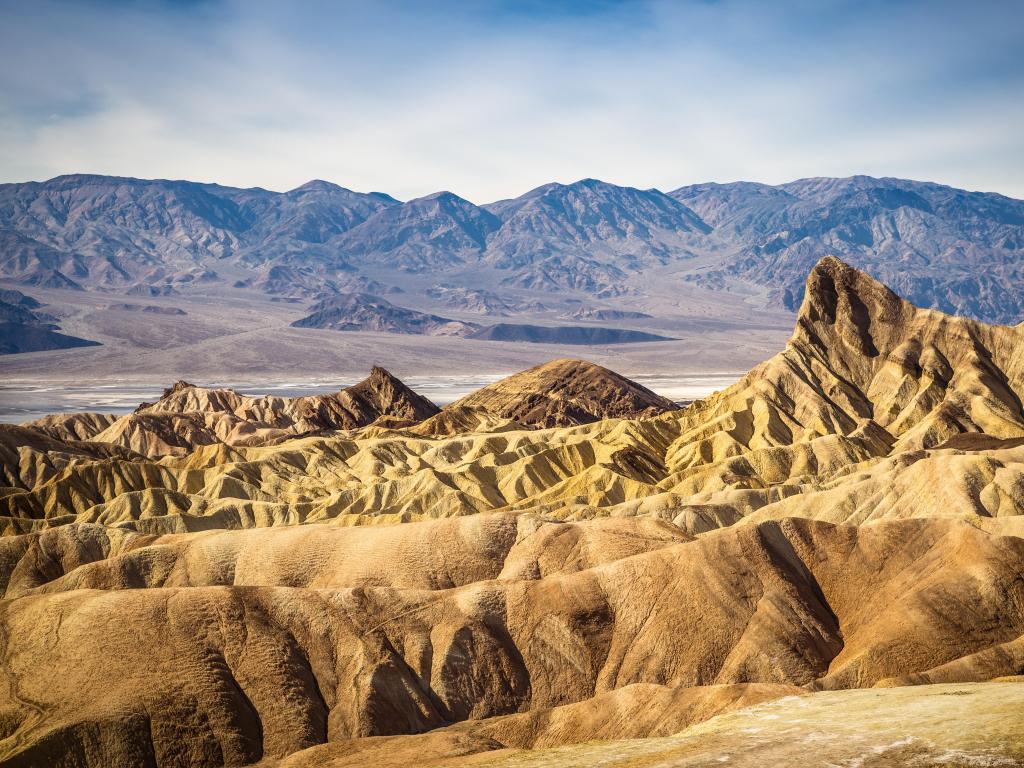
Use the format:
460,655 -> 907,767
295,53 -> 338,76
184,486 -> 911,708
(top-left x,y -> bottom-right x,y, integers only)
0,0 -> 1022,200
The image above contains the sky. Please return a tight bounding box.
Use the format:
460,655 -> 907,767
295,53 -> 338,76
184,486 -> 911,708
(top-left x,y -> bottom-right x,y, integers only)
1,0 -> 1022,202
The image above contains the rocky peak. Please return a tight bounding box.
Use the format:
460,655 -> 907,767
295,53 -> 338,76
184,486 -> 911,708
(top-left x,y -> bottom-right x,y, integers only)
771,255 -> 1024,449
793,256 -> 910,358
289,179 -> 344,194
450,358 -> 678,427
345,366 -> 440,422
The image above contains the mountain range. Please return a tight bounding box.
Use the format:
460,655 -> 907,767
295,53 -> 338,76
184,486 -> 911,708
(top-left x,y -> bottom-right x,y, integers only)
2,173 -> 1022,325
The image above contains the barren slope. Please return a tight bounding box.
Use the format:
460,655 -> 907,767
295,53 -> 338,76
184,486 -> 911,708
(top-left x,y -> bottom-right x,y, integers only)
2,515 -> 1024,766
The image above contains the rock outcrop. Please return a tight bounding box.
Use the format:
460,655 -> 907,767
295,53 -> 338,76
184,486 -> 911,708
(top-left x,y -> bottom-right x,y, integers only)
449,358 -> 679,427
79,367 -> 441,457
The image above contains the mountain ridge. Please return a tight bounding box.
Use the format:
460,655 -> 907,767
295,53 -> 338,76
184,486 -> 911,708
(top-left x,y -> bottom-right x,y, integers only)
3,172 -> 1019,323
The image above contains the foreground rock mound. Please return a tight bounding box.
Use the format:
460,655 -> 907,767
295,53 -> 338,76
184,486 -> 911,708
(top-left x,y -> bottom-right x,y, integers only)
1,515 -> 1023,765
363,682 -> 1023,768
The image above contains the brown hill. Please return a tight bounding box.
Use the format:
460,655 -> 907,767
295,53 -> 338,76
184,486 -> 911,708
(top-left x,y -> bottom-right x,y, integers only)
449,358 -> 679,427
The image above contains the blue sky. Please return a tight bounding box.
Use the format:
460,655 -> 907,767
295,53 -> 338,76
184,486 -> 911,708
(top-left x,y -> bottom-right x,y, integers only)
1,0 -> 1022,201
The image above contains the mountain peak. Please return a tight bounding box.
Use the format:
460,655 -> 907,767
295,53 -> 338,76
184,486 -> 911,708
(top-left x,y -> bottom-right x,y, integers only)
788,256 -> 949,398
450,358 -> 677,427
367,365 -> 404,385
346,366 -> 440,422
289,179 -> 345,193
415,190 -> 472,204
798,256 -> 905,330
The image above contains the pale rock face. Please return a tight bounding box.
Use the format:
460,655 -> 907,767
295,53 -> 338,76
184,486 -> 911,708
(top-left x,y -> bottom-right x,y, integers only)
1,256 -> 1024,765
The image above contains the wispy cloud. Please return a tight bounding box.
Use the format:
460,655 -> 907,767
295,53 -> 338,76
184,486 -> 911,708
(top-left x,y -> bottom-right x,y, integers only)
1,0 -> 1021,200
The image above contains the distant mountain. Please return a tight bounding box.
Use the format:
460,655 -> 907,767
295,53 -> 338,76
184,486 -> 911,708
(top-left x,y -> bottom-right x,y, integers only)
107,303 -> 187,316
0,288 -> 100,354
291,293 -> 479,336
425,285 -> 543,315
481,179 -> 710,291
1,173 -> 1021,324
0,322 -> 99,354
236,265 -> 401,298
670,176 -> 1024,322
563,308 -> 652,321
0,175 -> 708,297
332,191 -> 501,271
238,180 -> 399,258
0,289 -> 42,324
0,174 -> 396,287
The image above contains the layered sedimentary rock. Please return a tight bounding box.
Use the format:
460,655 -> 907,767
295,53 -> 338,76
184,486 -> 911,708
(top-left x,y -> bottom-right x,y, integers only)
23,411 -> 118,442
449,358 -> 679,427
5,257 -> 1019,532
1,256 -> 1023,766
1,514 -> 1023,765
57,366 -> 443,458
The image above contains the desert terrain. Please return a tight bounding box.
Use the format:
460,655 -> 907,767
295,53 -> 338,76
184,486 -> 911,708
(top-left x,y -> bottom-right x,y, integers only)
0,267 -> 792,384
1,257 -> 1023,766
